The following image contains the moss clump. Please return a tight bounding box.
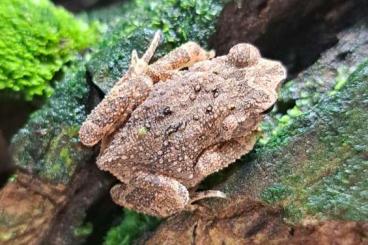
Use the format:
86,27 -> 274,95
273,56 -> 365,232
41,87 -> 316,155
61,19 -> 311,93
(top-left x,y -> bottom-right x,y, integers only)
259,105 -> 303,145
260,183 -> 292,204
88,0 -> 223,93
306,157 -> 368,221
104,210 -> 160,245
96,0 -> 222,48
0,0 -> 99,100
0,231 -> 14,243
11,63 -> 93,183
73,222 -> 93,238
261,66 -> 353,147
332,67 -> 351,91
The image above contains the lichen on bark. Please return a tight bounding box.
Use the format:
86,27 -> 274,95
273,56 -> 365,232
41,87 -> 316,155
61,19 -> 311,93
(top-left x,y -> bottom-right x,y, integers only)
11,64 -> 93,184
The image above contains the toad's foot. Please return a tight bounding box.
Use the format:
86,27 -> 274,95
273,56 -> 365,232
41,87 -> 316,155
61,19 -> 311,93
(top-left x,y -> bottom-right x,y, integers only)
190,190 -> 227,203
110,172 -> 190,218
183,190 -> 227,215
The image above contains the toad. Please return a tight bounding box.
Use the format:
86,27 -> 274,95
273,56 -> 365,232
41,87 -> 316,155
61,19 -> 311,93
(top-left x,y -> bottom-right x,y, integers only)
79,32 -> 286,217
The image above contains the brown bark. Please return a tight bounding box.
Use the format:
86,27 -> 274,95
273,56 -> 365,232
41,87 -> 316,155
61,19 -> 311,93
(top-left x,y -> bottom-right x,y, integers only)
0,166 -> 114,245
0,172 -> 65,245
144,197 -> 368,245
212,0 -> 367,75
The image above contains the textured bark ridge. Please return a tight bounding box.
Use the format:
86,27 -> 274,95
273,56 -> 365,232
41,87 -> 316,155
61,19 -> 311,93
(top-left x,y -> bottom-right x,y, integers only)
0,166 -> 113,245
145,198 -> 367,244
213,0 -> 368,75
278,16 -> 368,111
0,172 -> 65,245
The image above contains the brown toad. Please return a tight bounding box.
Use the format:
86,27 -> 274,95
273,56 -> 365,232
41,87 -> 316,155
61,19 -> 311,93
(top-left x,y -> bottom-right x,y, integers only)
79,32 -> 286,217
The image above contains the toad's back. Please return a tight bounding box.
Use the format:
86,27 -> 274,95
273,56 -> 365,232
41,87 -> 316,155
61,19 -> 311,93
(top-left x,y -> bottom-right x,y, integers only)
96,55 -> 281,187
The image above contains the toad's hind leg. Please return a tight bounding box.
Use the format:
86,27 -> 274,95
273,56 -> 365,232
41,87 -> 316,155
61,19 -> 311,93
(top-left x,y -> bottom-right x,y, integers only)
147,41 -> 215,82
190,133 -> 258,202
110,172 -> 190,217
195,133 -> 258,179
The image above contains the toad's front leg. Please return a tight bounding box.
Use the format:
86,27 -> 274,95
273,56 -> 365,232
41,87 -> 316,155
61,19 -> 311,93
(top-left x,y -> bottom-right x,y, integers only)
78,33 -> 162,147
79,75 -> 152,147
110,172 -> 190,217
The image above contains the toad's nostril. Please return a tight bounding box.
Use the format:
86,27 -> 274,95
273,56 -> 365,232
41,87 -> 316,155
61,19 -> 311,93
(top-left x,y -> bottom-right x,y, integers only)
228,43 -> 260,67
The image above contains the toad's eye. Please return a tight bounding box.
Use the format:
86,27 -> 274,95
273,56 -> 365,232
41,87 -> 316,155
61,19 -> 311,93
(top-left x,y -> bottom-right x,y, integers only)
228,43 -> 260,67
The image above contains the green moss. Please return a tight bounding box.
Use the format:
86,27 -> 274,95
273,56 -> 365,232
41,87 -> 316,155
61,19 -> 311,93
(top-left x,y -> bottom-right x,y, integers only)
258,61 -> 368,222
7,174 -> 17,183
0,0 -> 99,100
333,67 -> 350,91
11,63 -> 94,183
104,210 -> 160,245
306,158 -> 368,221
265,63 -> 356,145
260,105 -> 304,146
260,69 -> 356,146
0,231 -> 14,242
137,127 -> 149,137
98,0 -> 222,47
283,204 -> 303,224
261,183 -> 292,204
73,222 -> 93,238
88,0 -> 223,93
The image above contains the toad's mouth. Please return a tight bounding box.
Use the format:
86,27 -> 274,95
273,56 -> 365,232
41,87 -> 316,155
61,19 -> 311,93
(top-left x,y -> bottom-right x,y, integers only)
262,104 -> 275,115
